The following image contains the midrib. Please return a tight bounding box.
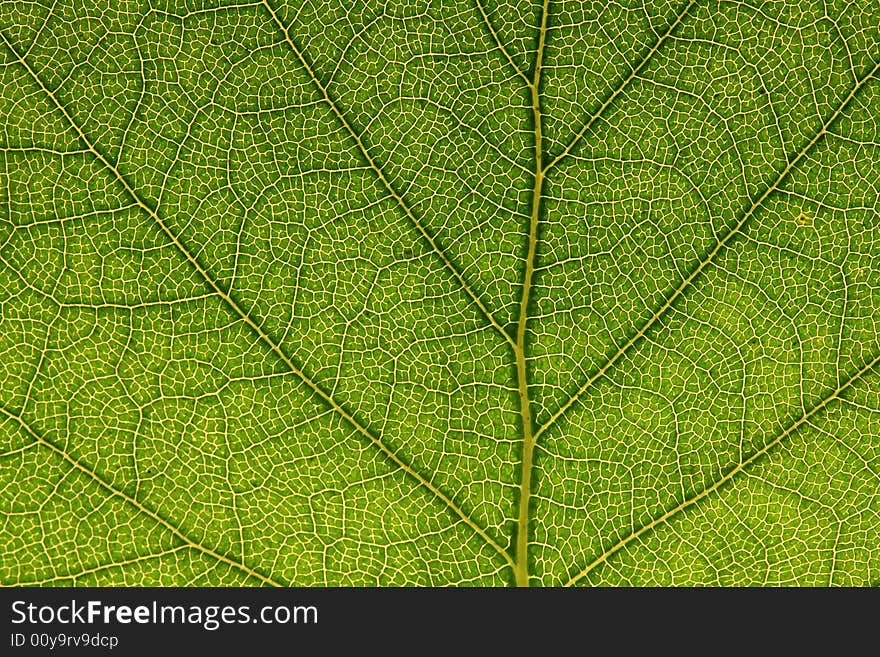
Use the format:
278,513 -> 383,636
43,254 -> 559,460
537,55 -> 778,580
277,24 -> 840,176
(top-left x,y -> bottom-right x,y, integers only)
513,0 -> 551,588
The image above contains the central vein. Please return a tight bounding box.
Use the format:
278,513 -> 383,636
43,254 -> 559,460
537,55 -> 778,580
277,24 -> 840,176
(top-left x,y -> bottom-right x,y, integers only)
513,0 -> 550,588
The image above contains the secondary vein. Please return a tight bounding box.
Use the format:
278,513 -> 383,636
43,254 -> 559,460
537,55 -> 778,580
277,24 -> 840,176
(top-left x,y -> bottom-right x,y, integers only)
564,350 -> 880,586
0,405 -> 282,587
535,59 -> 880,446
0,29 -> 513,572
261,0 -> 516,351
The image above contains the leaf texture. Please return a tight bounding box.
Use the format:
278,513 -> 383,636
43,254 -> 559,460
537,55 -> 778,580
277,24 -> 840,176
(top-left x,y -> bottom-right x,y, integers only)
1,0 -> 878,586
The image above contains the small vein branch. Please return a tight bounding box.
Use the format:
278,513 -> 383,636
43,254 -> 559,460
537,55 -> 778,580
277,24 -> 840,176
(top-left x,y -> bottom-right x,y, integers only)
564,350 -> 880,586
260,0 -> 516,351
0,30 -> 512,570
474,0 -> 530,85
535,59 -> 880,445
544,0 -> 698,173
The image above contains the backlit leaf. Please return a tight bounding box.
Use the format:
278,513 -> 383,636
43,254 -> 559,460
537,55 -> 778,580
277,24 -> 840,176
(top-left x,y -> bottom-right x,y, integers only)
1,0 -> 878,586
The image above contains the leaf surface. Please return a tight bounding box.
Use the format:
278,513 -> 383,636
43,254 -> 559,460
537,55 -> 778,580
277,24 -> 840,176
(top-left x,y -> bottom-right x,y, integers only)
1,0 -> 878,586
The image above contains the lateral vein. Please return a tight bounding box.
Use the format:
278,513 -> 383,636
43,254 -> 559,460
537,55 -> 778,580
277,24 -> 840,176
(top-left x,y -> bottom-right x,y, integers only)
565,350 -> 880,586
535,59 -> 880,445
0,29 -> 513,571
261,0 -> 516,351
0,405 -> 283,587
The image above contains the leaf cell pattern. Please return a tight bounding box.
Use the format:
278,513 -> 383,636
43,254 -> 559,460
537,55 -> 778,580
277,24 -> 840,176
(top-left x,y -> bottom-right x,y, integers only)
1,0 -> 879,586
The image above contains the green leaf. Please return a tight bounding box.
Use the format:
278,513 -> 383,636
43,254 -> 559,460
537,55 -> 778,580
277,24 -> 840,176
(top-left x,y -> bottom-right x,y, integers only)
1,0 -> 878,586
